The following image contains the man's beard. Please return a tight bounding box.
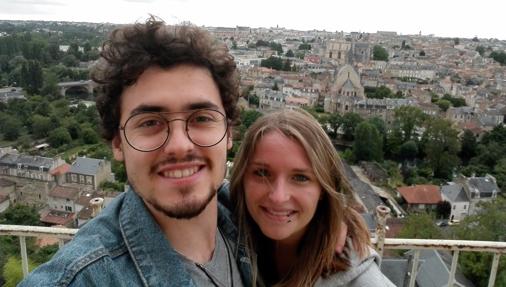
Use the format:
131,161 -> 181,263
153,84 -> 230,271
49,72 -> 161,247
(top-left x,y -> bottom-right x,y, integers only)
146,186 -> 217,219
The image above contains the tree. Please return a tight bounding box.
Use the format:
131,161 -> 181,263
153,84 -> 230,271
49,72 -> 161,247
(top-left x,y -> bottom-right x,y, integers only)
454,198 -> 506,287
398,213 -> 442,239
419,50 -> 426,57
341,112 -> 363,141
353,122 -> 383,162
493,159 -> 506,191
285,49 -> 294,57
1,115 -> 22,141
31,115 -> 53,139
81,126 -> 99,144
240,110 -> 263,129
476,45 -> 485,56
436,201 -> 451,219
489,51 -> 506,65
327,113 -> 342,138
392,106 -> 426,142
398,140 -> 418,161
298,43 -> 311,50
2,256 -> 36,287
260,56 -> 283,70
0,205 -> 40,226
372,45 -> 388,61
47,127 -> 71,148
422,118 -> 461,179
436,99 -> 451,112
19,60 -> 43,94
460,129 -> 477,164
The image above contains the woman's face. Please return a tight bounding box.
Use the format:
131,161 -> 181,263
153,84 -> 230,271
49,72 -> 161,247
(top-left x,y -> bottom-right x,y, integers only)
244,131 -> 322,246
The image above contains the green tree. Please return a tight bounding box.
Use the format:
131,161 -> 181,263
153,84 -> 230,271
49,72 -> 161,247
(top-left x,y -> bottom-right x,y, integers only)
240,110 -> 263,129
2,256 -> 36,287
489,51 -> 506,65
454,198 -> 506,286
341,112 -> 363,141
19,60 -> 43,94
460,129 -> 477,164
422,118 -> 461,179
1,115 -> 22,141
436,99 -> 451,112
298,43 -> 311,50
81,126 -> 99,144
476,45 -> 485,56
436,201 -> 451,219
353,122 -> 383,162
393,106 -> 426,142
372,45 -> 388,61
327,113 -> 342,138
398,213 -> 442,239
260,56 -> 283,70
398,140 -> 418,161
0,205 -> 40,226
31,115 -> 53,139
493,159 -> 506,191
285,49 -> 294,57
47,127 -> 71,148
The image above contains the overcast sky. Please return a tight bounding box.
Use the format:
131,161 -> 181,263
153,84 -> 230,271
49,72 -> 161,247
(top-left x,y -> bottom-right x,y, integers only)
0,0 -> 505,40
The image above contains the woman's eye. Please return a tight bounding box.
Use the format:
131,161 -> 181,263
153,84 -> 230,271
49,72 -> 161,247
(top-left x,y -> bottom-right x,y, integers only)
293,174 -> 309,182
253,169 -> 269,177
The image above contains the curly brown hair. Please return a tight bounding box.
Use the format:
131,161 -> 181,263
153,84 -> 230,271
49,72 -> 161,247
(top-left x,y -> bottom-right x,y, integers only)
92,17 -> 240,142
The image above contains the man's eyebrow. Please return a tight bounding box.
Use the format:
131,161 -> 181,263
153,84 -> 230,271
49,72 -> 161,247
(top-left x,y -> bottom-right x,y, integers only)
129,102 -> 222,116
185,101 -> 222,111
130,105 -> 164,115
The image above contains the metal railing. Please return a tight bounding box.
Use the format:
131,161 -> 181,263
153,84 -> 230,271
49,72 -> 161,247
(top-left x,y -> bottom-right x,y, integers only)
1,205 -> 505,287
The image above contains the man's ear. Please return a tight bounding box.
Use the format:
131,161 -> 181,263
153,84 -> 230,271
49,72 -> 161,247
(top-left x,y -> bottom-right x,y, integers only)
112,134 -> 125,162
226,128 -> 233,150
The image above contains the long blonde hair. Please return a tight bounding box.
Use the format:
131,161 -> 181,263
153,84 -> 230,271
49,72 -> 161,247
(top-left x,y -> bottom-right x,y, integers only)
230,109 -> 370,287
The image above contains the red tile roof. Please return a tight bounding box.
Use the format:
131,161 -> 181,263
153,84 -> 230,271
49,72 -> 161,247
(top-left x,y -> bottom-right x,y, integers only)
397,185 -> 442,204
40,210 -> 75,226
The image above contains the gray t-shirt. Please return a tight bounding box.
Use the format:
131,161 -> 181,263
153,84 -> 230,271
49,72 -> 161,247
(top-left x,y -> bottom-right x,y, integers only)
181,229 -> 244,287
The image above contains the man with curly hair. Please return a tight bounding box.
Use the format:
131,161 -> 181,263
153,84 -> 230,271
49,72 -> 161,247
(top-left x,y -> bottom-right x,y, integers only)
20,17 -> 250,287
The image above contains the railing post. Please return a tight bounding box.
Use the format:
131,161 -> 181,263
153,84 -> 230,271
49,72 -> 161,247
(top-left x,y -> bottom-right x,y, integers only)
448,250 -> 459,286
408,250 -> 420,287
19,236 -> 29,278
488,253 -> 501,287
375,205 -> 391,261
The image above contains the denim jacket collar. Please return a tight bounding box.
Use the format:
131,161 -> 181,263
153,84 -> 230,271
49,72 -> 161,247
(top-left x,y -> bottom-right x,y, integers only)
119,189 -> 196,287
118,187 -> 252,287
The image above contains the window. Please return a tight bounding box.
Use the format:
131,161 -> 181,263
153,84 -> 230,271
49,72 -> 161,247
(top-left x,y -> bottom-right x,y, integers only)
79,175 -> 85,183
453,205 -> 456,210
65,206 -> 72,212
463,205 -> 467,209
71,174 -> 77,182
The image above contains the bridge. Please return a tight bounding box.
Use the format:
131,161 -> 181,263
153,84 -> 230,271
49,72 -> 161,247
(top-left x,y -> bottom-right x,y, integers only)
56,80 -> 97,97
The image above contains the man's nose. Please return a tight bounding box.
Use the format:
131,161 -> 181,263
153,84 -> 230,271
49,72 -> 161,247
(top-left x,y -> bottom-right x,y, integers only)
268,179 -> 290,203
162,119 -> 194,155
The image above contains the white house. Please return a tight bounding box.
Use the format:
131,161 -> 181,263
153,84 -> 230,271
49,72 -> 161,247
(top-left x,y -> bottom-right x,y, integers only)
441,183 -> 470,222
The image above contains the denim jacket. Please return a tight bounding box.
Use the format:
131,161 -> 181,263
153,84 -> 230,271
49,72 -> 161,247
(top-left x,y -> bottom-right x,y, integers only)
19,186 -> 252,287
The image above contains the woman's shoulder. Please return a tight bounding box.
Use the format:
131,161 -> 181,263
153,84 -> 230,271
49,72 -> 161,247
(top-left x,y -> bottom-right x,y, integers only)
316,246 -> 395,287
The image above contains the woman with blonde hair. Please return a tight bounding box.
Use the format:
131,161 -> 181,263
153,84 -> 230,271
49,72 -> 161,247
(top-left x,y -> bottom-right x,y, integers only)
230,109 -> 394,286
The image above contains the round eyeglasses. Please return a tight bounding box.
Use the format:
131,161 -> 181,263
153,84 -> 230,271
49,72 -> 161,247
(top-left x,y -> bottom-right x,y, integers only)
119,109 -> 228,152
